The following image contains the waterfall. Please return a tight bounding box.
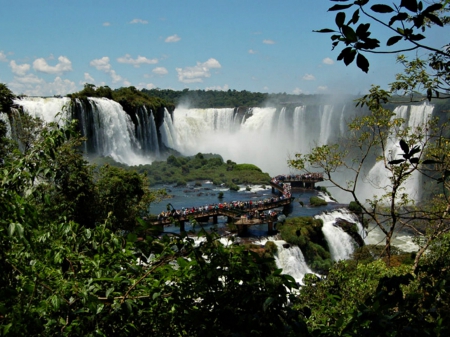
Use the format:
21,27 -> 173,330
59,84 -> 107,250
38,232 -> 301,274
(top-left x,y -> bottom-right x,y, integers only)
12,97 -> 71,126
85,97 -> 151,165
14,96 -> 156,165
314,209 -> 365,261
163,104 -> 350,176
365,103 -> 433,202
256,238 -> 314,285
0,113 -> 11,138
135,106 -> 160,157
160,108 -> 177,149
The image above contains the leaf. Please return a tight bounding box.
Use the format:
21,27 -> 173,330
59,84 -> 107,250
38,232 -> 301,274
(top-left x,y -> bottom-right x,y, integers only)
314,28 -> 336,33
399,139 -> 409,154
409,33 -> 425,41
356,53 -> 369,73
351,9 -> 360,24
371,4 -> 395,13
8,223 -> 16,236
421,159 -> 442,165
387,35 -> 403,46
389,159 -> 406,165
51,295 -> 61,310
342,25 -> 357,42
400,0 -> 418,12
329,4 -> 353,11
263,297 -> 275,312
423,3 -> 443,14
105,287 -> 114,298
344,49 -> 357,66
409,157 -> 419,164
409,145 -> 421,156
336,12 -> 346,27
425,13 -> 444,27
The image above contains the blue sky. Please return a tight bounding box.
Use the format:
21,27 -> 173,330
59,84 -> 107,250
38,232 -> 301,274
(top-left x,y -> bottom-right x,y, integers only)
0,0 -> 447,96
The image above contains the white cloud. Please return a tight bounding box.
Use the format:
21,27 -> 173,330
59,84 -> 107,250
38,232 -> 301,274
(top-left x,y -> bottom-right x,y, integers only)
33,56 -> 72,75
90,56 -> 125,84
10,60 -> 30,76
176,58 -> 221,83
165,34 -> 181,43
90,57 -> 111,72
130,18 -> 148,24
248,49 -> 257,54
317,86 -> 328,91
152,67 -> 168,75
103,22 -> 111,27
122,80 -> 131,86
303,74 -> 315,81
263,39 -> 275,44
84,72 -> 95,83
205,84 -> 229,91
109,69 -> 122,83
263,86 -> 269,91
9,75 -> 77,96
293,88 -> 303,95
117,54 -> 158,67
137,82 -> 156,90
0,51 -> 8,62
323,57 -> 334,65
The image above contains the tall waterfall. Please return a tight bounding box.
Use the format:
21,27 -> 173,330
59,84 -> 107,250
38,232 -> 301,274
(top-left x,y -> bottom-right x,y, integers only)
161,105 -> 348,175
315,209 -> 366,261
364,103 -> 433,202
13,97 -> 160,165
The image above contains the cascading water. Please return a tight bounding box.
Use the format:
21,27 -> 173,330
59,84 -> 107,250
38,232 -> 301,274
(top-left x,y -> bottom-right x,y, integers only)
256,238 -> 314,285
162,105 -> 348,176
13,97 -> 158,165
314,209 -> 366,261
365,103 -> 433,202
0,112 -> 12,138
12,97 -> 71,126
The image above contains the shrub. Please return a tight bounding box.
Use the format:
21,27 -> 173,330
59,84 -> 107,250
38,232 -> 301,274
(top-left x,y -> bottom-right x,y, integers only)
310,196 -> 327,207
348,201 -> 362,214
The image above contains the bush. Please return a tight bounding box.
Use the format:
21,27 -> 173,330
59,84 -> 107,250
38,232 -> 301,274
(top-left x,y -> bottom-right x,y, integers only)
348,201 -> 362,214
265,241 -> 278,254
279,217 -> 332,273
310,196 -> 327,207
234,163 -> 262,172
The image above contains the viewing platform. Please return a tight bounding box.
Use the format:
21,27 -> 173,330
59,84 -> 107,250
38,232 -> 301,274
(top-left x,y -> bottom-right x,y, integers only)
147,173 -> 322,235
271,173 -> 324,191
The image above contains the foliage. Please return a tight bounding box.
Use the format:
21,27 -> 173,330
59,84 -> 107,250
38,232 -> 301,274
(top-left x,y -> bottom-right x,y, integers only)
234,163 -> 263,172
68,84 -> 174,113
279,217 -> 332,273
0,108 -> 309,335
348,200 -> 362,214
317,0 -> 450,100
126,155 -> 270,193
297,260 -> 412,336
0,84 -> 15,112
142,88 -> 269,108
310,196 -> 328,207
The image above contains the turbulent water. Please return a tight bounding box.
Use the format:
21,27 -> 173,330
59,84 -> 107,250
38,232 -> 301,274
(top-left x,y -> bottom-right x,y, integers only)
315,209 -> 366,261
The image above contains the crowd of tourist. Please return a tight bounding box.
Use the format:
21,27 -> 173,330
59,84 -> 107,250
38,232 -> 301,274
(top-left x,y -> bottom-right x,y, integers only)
272,173 -> 324,182
156,195 -> 289,223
